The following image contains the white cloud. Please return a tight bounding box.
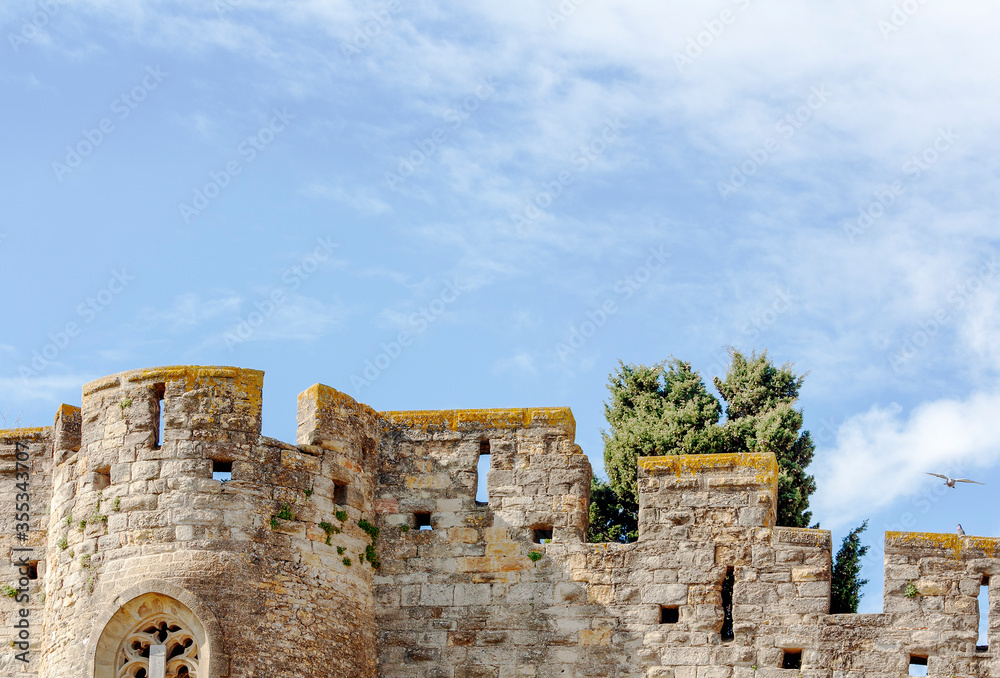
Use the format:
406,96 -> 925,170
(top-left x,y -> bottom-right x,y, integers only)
134,293 -> 242,333
811,390 -> 1000,530
492,351 -> 538,377
209,294 -> 350,347
302,182 -> 390,215
0,373 -> 96,406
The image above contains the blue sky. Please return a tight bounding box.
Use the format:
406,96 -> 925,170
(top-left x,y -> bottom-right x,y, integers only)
1,1 -> 998,617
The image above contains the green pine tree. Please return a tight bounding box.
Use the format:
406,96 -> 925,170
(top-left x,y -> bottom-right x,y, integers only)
830,521 -> 870,613
587,475 -> 638,543
602,359 -> 723,506
592,349 -> 817,541
713,349 -> 816,527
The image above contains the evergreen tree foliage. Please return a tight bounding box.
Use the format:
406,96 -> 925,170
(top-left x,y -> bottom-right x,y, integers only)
830,520 -> 870,613
712,349 -> 816,527
587,475 -> 638,543
602,359 -> 723,506
592,349 -> 818,542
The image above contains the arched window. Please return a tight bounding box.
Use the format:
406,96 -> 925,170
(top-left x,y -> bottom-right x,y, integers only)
115,613 -> 199,678
92,591 -> 216,678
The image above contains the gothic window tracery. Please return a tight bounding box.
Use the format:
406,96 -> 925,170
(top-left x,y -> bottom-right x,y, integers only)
115,614 -> 199,678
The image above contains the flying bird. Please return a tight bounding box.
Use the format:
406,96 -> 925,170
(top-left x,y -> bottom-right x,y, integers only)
957,524 -> 966,536
923,472 -> 985,488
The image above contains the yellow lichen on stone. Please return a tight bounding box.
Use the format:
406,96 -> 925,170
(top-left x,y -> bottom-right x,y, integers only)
298,383 -> 383,424
965,536 -> 999,558
638,453 -> 778,486
0,426 -> 50,441
382,407 -> 576,438
83,365 -> 264,409
886,531 -> 966,559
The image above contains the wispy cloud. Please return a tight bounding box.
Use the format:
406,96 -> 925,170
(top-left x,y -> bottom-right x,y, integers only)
302,181 -> 390,215
492,351 -> 538,377
0,373 -> 96,406
812,390 -> 1000,530
134,293 -> 242,334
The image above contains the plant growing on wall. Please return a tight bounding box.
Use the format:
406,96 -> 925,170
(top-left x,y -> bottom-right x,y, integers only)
358,518 -> 380,568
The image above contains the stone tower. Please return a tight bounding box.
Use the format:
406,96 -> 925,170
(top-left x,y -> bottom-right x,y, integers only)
31,367 -> 380,677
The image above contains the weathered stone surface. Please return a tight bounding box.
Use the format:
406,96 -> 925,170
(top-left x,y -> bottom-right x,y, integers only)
0,366 -> 997,678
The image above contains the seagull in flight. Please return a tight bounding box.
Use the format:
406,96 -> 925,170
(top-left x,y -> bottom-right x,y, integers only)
924,472 -> 985,488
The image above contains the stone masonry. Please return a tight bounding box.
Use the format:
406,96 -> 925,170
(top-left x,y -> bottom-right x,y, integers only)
0,365 -> 996,677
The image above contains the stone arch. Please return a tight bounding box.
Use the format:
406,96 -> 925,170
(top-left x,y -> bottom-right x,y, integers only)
87,580 -> 228,678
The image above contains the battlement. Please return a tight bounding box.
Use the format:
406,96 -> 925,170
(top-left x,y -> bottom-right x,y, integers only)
0,366 -> 996,678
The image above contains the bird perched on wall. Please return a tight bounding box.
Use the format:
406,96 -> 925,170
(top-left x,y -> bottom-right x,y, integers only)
957,524 -> 966,536
923,472 -> 984,488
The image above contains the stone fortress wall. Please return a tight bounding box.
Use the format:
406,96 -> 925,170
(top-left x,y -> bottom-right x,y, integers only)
0,366 -> 995,677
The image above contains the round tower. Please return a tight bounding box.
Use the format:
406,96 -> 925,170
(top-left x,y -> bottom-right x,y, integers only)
40,366 -> 379,678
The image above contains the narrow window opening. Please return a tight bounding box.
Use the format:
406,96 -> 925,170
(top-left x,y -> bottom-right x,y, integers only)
532,527 -> 553,544
720,566 -> 735,642
152,383 -> 166,450
781,650 -> 802,669
92,467 -> 111,492
334,483 -> 348,505
24,561 -> 38,580
978,576 -> 990,652
908,655 -> 928,677
212,461 -> 232,483
415,512 -> 433,530
476,440 -> 491,505
659,606 -> 679,624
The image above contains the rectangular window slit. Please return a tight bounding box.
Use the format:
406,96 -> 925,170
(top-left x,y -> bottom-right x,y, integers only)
476,440 -> 491,505
721,566 -> 735,642
659,606 -> 679,624
908,655 -> 928,677
532,527 -> 552,544
415,512 -> 433,530
781,650 -> 802,669
978,575 -> 990,652
152,383 -> 166,449
212,461 -> 232,483
334,483 -> 348,505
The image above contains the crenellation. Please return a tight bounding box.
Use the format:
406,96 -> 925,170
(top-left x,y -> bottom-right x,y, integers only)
0,366 -> 997,676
